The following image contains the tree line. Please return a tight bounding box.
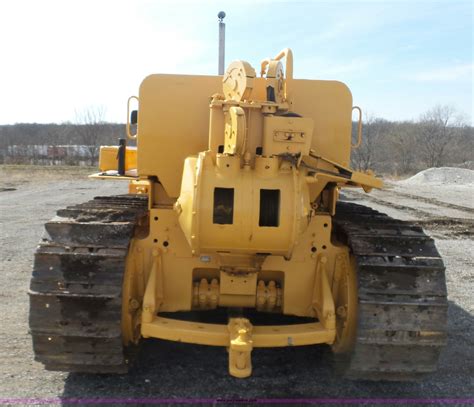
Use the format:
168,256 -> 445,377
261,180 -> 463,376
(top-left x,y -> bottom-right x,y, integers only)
0,107 -> 129,165
0,122 -> 124,165
351,104 -> 473,174
0,104 -> 472,174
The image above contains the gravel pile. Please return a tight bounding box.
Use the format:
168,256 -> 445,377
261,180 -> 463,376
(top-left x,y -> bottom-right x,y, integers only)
401,167 -> 474,185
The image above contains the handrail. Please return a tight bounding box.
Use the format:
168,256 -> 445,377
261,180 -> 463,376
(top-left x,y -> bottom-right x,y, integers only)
352,106 -> 363,149
126,96 -> 139,140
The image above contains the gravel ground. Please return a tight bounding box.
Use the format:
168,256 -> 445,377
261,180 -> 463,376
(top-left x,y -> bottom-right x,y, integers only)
0,166 -> 473,406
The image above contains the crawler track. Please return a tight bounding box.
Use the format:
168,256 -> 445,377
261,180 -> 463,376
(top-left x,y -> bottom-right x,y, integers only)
29,194 -> 148,373
334,202 -> 448,381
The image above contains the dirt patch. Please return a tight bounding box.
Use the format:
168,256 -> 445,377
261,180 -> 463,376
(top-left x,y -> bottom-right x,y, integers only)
0,164 -> 96,188
393,190 -> 474,214
414,218 -> 474,239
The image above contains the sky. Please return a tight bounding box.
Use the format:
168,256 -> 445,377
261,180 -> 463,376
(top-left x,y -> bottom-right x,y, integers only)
0,0 -> 472,125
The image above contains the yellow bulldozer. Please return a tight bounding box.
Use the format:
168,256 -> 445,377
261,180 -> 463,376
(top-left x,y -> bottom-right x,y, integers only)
29,48 -> 447,380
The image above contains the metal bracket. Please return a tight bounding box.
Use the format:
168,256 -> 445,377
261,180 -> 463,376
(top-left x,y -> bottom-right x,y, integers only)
332,253 -> 348,299
142,249 -> 163,324
312,255 -> 336,331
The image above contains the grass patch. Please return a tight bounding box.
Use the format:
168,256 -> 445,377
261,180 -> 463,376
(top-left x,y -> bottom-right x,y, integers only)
0,164 -> 96,185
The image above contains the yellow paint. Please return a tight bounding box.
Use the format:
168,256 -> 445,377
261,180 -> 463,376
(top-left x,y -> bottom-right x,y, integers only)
141,317 -> 334,347
94,48 -> 384,377
98,146 -> 137,172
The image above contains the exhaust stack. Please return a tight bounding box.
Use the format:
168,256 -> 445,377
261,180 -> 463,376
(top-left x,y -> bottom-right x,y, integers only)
218,11 -> 226,75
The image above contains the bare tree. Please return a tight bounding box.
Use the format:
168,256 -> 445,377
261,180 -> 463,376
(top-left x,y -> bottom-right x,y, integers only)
450,124 -> 474,166
351,114 -> 389,172
74,106 -> 107,165
418,104 -> 460,168
388,122 -> 418,175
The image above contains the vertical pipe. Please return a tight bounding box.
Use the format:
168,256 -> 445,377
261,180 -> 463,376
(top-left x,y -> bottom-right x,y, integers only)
218,12 -> 226,75
117,138 -> 126,175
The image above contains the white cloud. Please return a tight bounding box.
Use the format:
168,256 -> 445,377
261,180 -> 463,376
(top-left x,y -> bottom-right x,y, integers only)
410,63 -> 473,82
